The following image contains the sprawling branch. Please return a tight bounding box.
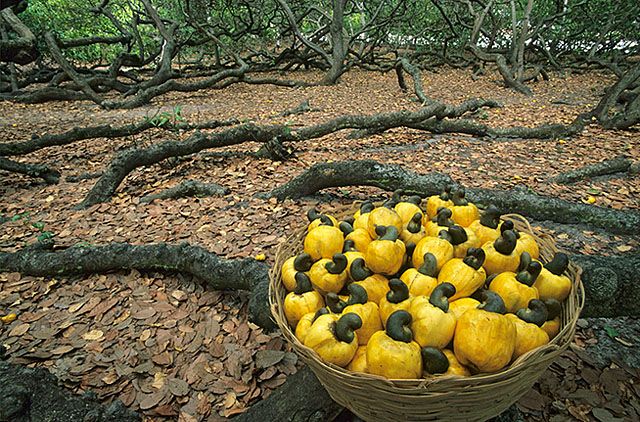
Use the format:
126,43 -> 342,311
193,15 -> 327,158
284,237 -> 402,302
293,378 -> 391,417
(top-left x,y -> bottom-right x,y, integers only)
80,101 -> 584,207
0,156 -> 60,184
0,241 -> 274,330
552,156 -> 638,184
466,44 -> 533,96
103,62 -> 250,109
43,32 -> 104,105
593,64 -> 640,130
262,160 -> 640,235
58,34 -> 131,49
0,7 -> 36,65
140,180 -> 229,203
275,0 -> 332,65
0,118 -> 239,157
395,57 -> 431,104
0,361 -> 140,422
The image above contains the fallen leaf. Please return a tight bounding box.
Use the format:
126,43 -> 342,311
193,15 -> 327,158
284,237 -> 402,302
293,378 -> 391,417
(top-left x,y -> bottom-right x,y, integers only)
152,372 -> 167,389
102,372 -> 119,385
51,345 -> 74,355
133,308 -> 157,319
152,351 -> 174,366
171,290 -> 188,302
82,329 -> 104,341
9,323 -> 30,336
255,350 -> 286,369
168,378 -> 190,397
138,391 -> 165,410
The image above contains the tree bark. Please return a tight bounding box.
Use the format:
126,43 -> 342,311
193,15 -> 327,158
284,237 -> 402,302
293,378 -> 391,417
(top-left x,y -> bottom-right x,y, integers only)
322,0 -> 347,85
261,160 -> 640,235
552,156 -> 637,184
235,366 -> 343,422
0,7 -> 36,65
0,241 -> 275,330
574,253 -> 640,318
43,32 -> 104,106
395,57 -> 431,104
79,101 -> 586,207
0,118 -> 238,157
0,18 -> 18,91
78,123 -> 285,208
0,86 -> 88,103
0,361 -> 140,422
102,63 -> 250,109
0,156 -> 60,184
466,45 -> 533,96
58,34 -> 131,49
593,63 -> 640,129
140,180 -> 229,203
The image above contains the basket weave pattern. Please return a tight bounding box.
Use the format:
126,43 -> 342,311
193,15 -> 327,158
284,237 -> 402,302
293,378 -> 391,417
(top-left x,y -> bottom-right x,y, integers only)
269,209 -> 585,422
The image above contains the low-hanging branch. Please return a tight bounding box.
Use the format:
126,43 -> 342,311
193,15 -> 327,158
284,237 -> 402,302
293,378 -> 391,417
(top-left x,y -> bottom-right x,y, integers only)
79,99 -> 578,208
0,117 -> 239,157
0,240 -> 275,330
261,160 -> 640,235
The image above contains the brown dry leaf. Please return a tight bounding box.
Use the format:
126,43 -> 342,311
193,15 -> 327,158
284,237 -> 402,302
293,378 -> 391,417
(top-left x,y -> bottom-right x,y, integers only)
592,408 -> 623,422
68,300 -> 87,314
133,308 -> 157,320
223,392 -> 237,409
178,412 -> 198,422
82,329 -> 104,341
152,372 -> 167,389
101,372 -> 119,385
113,310 -> 130,324
155,404 -> 178,416
255,350 -> 286,369
8,323 -> 30,337
152,351 -> 174,366
172,290 -> 188,301
51,345 -> 75,355
138,391 -> 165,410
78,297 -> 102,315
140,329 -> 152,342
168,377 -> 190,397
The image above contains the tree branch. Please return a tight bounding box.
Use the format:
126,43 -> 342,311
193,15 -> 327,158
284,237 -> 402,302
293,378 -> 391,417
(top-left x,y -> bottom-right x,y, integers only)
0,157 -> 60,184
261,160 -> 640,235
0,241 -> 274,330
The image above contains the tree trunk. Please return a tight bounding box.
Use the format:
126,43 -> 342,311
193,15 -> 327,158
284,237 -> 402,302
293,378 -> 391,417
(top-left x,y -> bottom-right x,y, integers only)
322,0 -> 347,85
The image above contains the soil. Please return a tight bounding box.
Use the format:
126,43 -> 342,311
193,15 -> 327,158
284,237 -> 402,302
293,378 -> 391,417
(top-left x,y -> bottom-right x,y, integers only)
0,67 -> 639,420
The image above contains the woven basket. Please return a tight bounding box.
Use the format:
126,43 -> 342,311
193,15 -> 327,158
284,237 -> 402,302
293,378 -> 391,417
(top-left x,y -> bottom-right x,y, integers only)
269,206 -> 584,422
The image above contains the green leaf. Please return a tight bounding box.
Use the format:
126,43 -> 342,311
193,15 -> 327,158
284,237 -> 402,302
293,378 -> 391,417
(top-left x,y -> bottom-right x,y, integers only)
604,325 -> 619,338
587,188 -> 601,195
37,232 -> 54,242
32,221 -> 45,230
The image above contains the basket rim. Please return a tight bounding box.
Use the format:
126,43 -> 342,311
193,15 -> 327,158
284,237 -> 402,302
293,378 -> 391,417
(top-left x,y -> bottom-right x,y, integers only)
269,206 -> 585,388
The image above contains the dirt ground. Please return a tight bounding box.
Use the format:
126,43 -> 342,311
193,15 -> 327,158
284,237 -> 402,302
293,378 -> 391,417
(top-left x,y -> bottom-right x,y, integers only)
1,68 -> 639,420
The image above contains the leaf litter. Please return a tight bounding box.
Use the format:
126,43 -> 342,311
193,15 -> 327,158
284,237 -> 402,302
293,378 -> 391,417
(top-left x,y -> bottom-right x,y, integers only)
1,68 -> 639,420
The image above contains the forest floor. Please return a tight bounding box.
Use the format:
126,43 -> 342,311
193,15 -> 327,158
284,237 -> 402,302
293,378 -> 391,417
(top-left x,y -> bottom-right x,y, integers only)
0,68 -> 639,421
